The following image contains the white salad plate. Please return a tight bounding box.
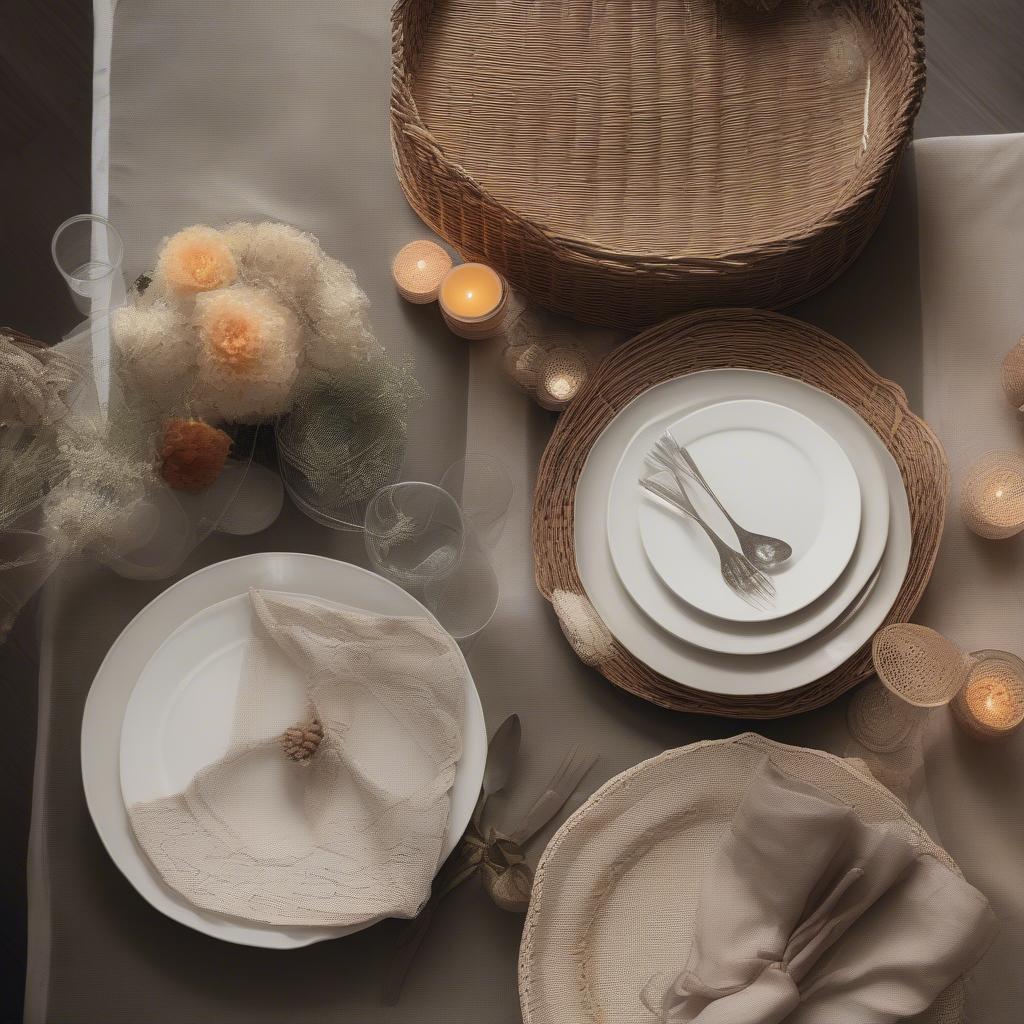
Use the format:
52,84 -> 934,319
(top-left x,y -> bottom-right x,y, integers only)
577,370 -> 911,696
82,552 -> 487,949
609,402 -> 889,655
606,396 -> 890,655
634,399 -> 862,622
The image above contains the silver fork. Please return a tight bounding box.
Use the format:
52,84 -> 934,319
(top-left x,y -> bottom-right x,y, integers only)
658,433 -> 793,568
639,474 -> 776,610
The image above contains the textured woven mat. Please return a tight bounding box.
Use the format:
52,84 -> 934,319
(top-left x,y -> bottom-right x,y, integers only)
519,733 -> 964,1024
532,309 -> 949,718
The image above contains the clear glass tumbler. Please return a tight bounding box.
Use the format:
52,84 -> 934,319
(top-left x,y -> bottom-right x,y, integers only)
51,214 -> 126,313
365,483 -> 466,591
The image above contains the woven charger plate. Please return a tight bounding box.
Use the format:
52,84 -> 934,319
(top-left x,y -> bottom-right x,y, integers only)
392,0 -> 925,329
519,733 -> 964,1024
532,309 -> 948,718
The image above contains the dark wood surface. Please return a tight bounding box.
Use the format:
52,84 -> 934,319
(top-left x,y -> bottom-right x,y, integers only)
0,0 -> 1020,1020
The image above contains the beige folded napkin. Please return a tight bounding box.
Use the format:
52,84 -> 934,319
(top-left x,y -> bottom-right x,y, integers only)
642,760 -> 997,1024
128,588 -> 465,927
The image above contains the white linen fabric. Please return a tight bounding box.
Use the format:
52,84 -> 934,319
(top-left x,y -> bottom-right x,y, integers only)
643,760 -> 997,1024
127,589 -> 464,927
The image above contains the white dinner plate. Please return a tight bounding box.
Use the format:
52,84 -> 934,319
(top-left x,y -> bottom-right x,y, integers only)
577,370 -> 911,696
605,396 -> 890,655
634,399 -> 862,622
81,552 -> 487,949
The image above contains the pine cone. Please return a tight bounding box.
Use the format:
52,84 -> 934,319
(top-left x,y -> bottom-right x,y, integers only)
281,718 -> 324,762
160,418 -> 232,493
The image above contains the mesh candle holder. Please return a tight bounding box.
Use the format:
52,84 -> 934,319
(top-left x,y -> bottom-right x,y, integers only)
392,240 -> 452,304
502,338 -> 592,413
1000,336 -> 1024,416
951,650 -> 1024,741
848,624 -> 972,753
960,450 -> 1024,540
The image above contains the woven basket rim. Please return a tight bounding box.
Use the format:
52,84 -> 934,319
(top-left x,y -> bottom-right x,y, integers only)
391,0 -> 926,266
531,308 -> 949,718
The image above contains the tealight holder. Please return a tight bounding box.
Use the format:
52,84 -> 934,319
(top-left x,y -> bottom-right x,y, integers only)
391,240 -> 452,304
848,623 -> 972,753
534,346 -> 591,412
1000,336 -> 1024,413
951,650 -> 1024,741
960,450 -> 1024,540
438,263 -> 510,340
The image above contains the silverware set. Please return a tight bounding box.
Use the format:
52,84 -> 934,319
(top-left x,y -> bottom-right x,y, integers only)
640,433 -> 791,609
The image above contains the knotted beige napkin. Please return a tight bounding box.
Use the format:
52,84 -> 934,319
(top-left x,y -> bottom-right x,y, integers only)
128,588 -> 465,927
642,760 -> 997,1024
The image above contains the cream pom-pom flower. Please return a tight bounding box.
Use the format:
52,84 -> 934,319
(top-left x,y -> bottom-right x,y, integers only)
194,286 -> 302,422
155,225 -> 238,296
224,221 -> 322,305
304,259 -> 381,370
111,302 -> 195,404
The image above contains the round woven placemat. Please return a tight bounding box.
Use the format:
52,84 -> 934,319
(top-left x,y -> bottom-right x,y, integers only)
519,733 -> 964,1024
532,309 -> 949,718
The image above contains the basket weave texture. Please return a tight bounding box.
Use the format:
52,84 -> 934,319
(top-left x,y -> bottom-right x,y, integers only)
519,734 -> 964,1024
391,0 -> 925,330
532,309 -> 948,718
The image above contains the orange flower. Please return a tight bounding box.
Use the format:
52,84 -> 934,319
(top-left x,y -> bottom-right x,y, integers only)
193,286 -> 302,421
195,287 -> 295,372
157,225 -> 237,295
160,418 -> 232,493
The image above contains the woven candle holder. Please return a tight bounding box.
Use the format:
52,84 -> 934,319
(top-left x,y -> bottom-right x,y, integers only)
959,450 -> 1024,540
392,240 -> 452,304
848,624 -> 972,753
534,346 -> 592,412
1000,336 -> 1024,412
951,650 -> 1024,741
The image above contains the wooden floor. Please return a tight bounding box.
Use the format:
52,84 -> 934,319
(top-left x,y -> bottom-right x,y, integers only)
0,0 -> 1020,1019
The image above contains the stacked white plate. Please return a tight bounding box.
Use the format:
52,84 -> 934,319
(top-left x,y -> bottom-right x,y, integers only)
81,552 -> 487,948
576,370 -> 912,697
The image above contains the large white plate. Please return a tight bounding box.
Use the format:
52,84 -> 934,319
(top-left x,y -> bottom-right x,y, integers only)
606,394 -> 890,655
635,399 -> 862,622
577,370 -> 911,696
82,553 -> 487,949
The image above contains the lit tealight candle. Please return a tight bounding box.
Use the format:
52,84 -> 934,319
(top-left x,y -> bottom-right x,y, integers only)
536,347 -> 589,412
960,451 -> 1024,539
952,651 -> 1024,740
438,263 -> 509,339
392,240 -> 452,304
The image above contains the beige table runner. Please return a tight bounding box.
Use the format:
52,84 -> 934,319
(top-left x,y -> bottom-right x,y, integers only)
24,1 -> 1024,1020
911,134 -> 1024,1024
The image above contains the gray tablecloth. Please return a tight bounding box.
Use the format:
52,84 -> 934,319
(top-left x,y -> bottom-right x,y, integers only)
24,3 -> 1023,1022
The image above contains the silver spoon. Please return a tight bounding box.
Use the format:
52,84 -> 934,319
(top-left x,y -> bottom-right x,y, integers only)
472,712 -> 521,827
640,474 -> 776,610
661,432 -> 793,569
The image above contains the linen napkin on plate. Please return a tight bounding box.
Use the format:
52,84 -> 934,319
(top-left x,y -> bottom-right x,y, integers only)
128,588 -> 464,927
642,760 -> 997,1024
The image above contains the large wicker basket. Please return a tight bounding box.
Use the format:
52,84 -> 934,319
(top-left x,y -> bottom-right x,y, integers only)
391,0 -> 925,330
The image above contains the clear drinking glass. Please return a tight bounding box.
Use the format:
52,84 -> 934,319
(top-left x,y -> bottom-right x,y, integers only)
439,453 -> 514,549
365,478 -> 504,642
51,215 -> 126,313
365,483 -> 466,590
